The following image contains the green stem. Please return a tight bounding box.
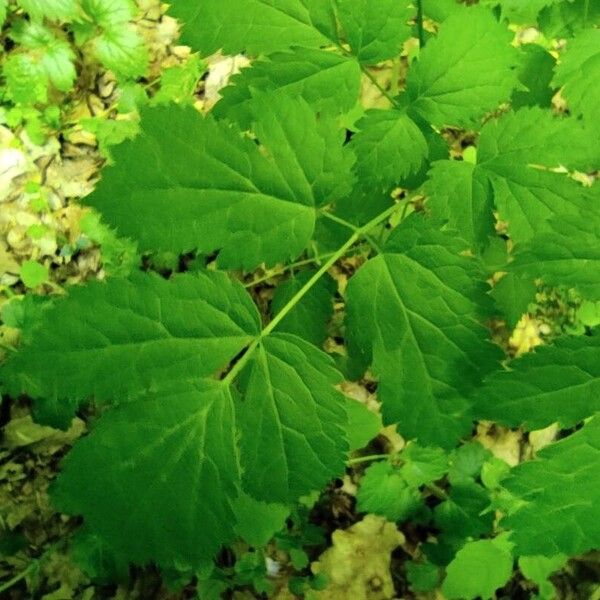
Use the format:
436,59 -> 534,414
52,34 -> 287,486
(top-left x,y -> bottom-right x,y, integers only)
223,202 -> 403,385
244,243 -> 371,289
361,67 -> 398,107
0,561 -> 37,594
416,0 -> 426,49
319,211 -> 384,253
584,0 -> 590,26
347,453 -> 392,466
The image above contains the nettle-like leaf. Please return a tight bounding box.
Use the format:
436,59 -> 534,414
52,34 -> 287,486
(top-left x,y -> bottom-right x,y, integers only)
346,215 -> 501,448
503,416 -> 600,556
86,100 -> 352,269
553,28 -> 600,131
426,107 -> 599,247
335,0 -> 413,65
51,381 -> 241,568
511,210 -> 600,301
213,48 -> 362,128
17,0 -> 79,22
1,272 -> 260,420
350,109 -> 429,189
236,333 -> 348,503
474,331 -> 600,430
406,6 -> 519,128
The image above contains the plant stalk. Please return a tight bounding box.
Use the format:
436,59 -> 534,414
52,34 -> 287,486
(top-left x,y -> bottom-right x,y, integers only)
222,202 -> 403,385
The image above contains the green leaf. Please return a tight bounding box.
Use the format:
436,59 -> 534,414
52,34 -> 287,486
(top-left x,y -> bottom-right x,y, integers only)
406,6 -> 519,128
511,212 -> 600,302
449,107 -> 600,244
52,381 -> 241,570
425,160 -> 495,252
539,0 -> 600,37
270,271 -> 336,346
17,0 -> 79,22
94,25 -> 148,78
434,482 -> 494,541
4,54 -> 48,104
344,397 -> 382,451
406,561 -> 441,593
442,536 -> 514,600
356,460 -> 422,522
481,0 -> 559,23
336,0 -> 413,65
503,416 -> 600,556
346,215 -> 500,447
249,94 -> 355,209
1,271 -> 260,407
518,555 -> 567,600
490,273 -> 536,328
400,444 -> 449,487
236,333 -> 348,503
213,48 -> 361,129
9,21 -> 77,92
422,0 -> 463,22
42,41 -> 77,91
233,493 -> 289,547
82,0 -> 135,26
86,103 -> 341,269
19,260 -> 48,288
553,28 -> 600,128
512,44 -> 556,109
168,0 -> 332,56
0,0 -> 6,27
349,109 -> 429,190
152,55 -> 205,105
448,441 -> 491,485
473,332 -> 600,431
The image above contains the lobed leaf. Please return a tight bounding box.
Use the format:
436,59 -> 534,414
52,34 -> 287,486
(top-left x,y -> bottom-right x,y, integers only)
52,381 -> 241,570
1,271 -> 260,412
503,416 -> 600,556
473,331 -> 600,430
346,215 -> 501,447
406,6 -> 519,128
236,333 -> 348,503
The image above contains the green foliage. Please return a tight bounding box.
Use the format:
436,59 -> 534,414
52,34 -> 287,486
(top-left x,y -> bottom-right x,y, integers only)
442,536 -> 514,599
2,1 -> 600,595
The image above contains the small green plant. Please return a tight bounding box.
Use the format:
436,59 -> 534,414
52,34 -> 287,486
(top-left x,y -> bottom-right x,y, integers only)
2,0 -> 599,597
0,0 -> 148,142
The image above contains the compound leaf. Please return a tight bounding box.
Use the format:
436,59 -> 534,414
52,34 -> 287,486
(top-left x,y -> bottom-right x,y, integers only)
473,331 -> 600,430
236,333 -> 348,503
503,416 -> 600,556
407,6 -> 519,128
1,271 -> 260,410
346,215 -> 500,447
52,381 -> 241,570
